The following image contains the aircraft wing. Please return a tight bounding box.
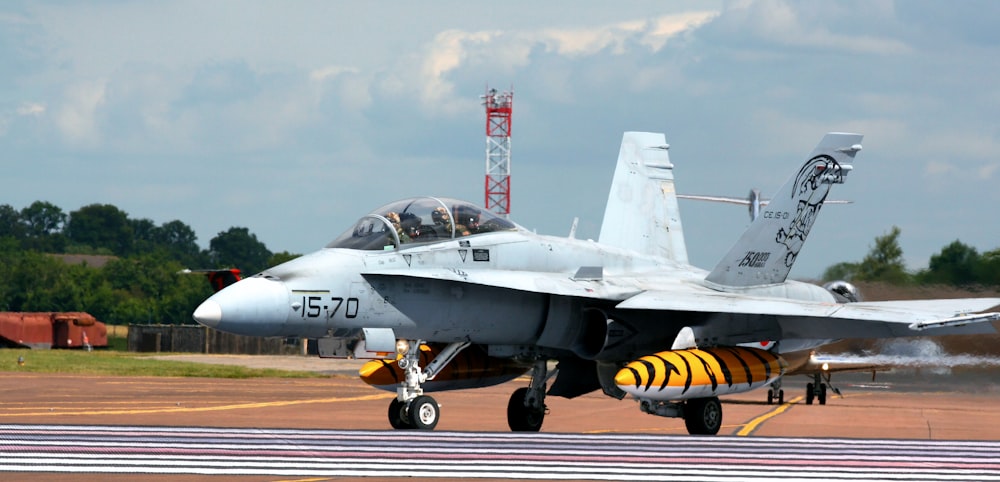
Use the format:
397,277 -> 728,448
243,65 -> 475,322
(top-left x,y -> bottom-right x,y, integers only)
361,268 -> 641,300
616,289 -> 1000,337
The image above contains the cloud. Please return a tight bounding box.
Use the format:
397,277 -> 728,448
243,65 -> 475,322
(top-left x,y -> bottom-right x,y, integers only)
401,11 -> 718,117
54,80 -> 106,147
17,102 -> 44,116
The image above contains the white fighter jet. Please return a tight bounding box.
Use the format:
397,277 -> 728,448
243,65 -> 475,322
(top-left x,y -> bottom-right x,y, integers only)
193,132 -> 1000,435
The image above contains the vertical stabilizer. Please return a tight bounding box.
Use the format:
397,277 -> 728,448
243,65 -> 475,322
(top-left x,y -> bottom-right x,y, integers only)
598,132 -> 688,263
705,133 -> 863,287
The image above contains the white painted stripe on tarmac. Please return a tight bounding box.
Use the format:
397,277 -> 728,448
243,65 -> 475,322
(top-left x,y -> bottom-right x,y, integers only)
2,424 -> 1000,480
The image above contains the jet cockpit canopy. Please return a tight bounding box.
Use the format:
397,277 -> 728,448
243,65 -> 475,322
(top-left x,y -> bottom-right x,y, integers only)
327,196 -> 518,251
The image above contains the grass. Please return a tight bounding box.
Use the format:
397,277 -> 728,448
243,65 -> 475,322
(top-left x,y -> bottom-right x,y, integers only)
0,348 -> 325,379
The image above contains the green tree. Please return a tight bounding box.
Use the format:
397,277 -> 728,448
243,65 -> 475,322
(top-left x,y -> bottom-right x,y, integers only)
979,249 -> 1000,287
854,226 -> 910,284
66,204 -> 134,255
209,227 -> 272,275
157,220 -> 204,266
0,204 -> 24,240
821,261 -> 861,282
19,201 -> 67,252
268,250 -> 301,268
918,240 -> 981,286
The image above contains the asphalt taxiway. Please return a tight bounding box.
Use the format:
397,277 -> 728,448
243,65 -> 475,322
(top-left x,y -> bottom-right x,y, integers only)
1,357 -> 999,480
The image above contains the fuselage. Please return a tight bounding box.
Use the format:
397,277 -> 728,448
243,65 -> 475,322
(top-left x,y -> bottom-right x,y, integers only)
194,225 -> 840,360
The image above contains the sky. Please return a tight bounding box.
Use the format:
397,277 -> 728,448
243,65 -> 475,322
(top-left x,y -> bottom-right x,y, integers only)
2,1 -> 999,280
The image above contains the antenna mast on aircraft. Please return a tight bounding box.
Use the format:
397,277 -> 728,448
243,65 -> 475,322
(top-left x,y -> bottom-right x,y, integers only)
482,86 -> 513,219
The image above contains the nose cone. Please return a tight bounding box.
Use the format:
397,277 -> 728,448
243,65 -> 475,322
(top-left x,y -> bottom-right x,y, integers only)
192,277 -> 290,336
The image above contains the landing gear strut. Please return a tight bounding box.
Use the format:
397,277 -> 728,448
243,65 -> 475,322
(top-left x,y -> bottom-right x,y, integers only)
386,340 -> 469,430
805,371 -> 841,405
507,360 -> 551,431
767,377 -> 785,405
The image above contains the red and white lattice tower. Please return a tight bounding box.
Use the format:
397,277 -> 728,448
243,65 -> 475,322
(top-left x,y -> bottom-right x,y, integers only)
482,87 -> 513,218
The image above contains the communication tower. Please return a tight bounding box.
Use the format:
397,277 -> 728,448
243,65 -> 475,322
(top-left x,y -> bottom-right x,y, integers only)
482,87 -> 513,218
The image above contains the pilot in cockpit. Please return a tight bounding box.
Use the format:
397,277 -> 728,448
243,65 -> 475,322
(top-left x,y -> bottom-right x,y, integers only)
431,207 -> 453,236
453,205 -> 480,237
385,212 -> 410,244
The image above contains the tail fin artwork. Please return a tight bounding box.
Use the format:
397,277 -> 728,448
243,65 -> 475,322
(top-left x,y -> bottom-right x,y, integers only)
705,133 -> 863,288
598,132 -> 688,263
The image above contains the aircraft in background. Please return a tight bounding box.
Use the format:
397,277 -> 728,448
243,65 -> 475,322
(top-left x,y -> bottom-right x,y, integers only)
193,131 -> 1000,435
180,268 -> 243,293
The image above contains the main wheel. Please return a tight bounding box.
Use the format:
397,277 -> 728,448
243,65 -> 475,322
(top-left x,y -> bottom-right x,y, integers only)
805,383 -> 815,405
766,389 -> 774,405
683,397 -> 722,435
407,395 -> 439,430
818,383 -> 827,405
507,387 -> 545,432
777,389 -> 784,405
388,398 -> 411,429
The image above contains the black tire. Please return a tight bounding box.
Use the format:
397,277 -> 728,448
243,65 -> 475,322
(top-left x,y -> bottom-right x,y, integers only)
407,395 -> 439,430
683,397 -> 722,435
766,389 -> 774,405
507,387 -> 545,432
777,389 -> 784,405
819,383 -> 827,405
388,398 -> 411,429
805,383 -> 815,405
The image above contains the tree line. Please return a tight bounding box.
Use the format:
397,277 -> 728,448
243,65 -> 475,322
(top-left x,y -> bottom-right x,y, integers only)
0,201 -> 298,325
822,226 -> 1000,287
1,201 -> 998,326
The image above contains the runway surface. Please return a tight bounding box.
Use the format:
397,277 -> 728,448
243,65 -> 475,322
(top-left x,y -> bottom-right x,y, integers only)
4,424 -> 1000,481
2,359 -> 999,480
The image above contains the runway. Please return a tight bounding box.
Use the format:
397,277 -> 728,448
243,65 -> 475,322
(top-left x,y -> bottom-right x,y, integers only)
2,360 -> 1000,480
4,424 -> 1000,480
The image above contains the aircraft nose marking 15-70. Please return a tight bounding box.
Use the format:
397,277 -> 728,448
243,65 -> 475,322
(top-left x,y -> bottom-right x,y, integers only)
193,277 -> 290,336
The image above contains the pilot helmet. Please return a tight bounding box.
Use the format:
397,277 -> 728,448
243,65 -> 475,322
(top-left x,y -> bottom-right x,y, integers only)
454,205 -> 480,226
432,207 -> 450,223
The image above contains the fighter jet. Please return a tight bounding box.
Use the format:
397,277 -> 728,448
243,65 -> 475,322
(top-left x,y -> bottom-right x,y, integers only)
193,132 -> 1000,435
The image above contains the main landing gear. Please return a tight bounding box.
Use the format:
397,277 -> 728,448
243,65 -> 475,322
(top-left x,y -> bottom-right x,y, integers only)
805,371 -> 841,405
767,377 -> 785,404
384,341 -> 554,431
506,360 -> 551,431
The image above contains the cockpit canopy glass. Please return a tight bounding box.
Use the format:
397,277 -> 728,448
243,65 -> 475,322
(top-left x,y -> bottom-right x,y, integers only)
326,197 -> 518,250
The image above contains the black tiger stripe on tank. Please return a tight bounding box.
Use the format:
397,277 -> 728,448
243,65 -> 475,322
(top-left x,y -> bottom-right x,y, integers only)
673,351 -> 695,395
719,346 -> 754,387
651,353 -> 681,392
637,358 -> 658,391
741,346 -> 774,380
701,349 -> 735,388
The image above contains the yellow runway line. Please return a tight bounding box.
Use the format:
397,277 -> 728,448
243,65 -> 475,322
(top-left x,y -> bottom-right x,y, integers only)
0,393 -> 395,418
736,395 -> 803,436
